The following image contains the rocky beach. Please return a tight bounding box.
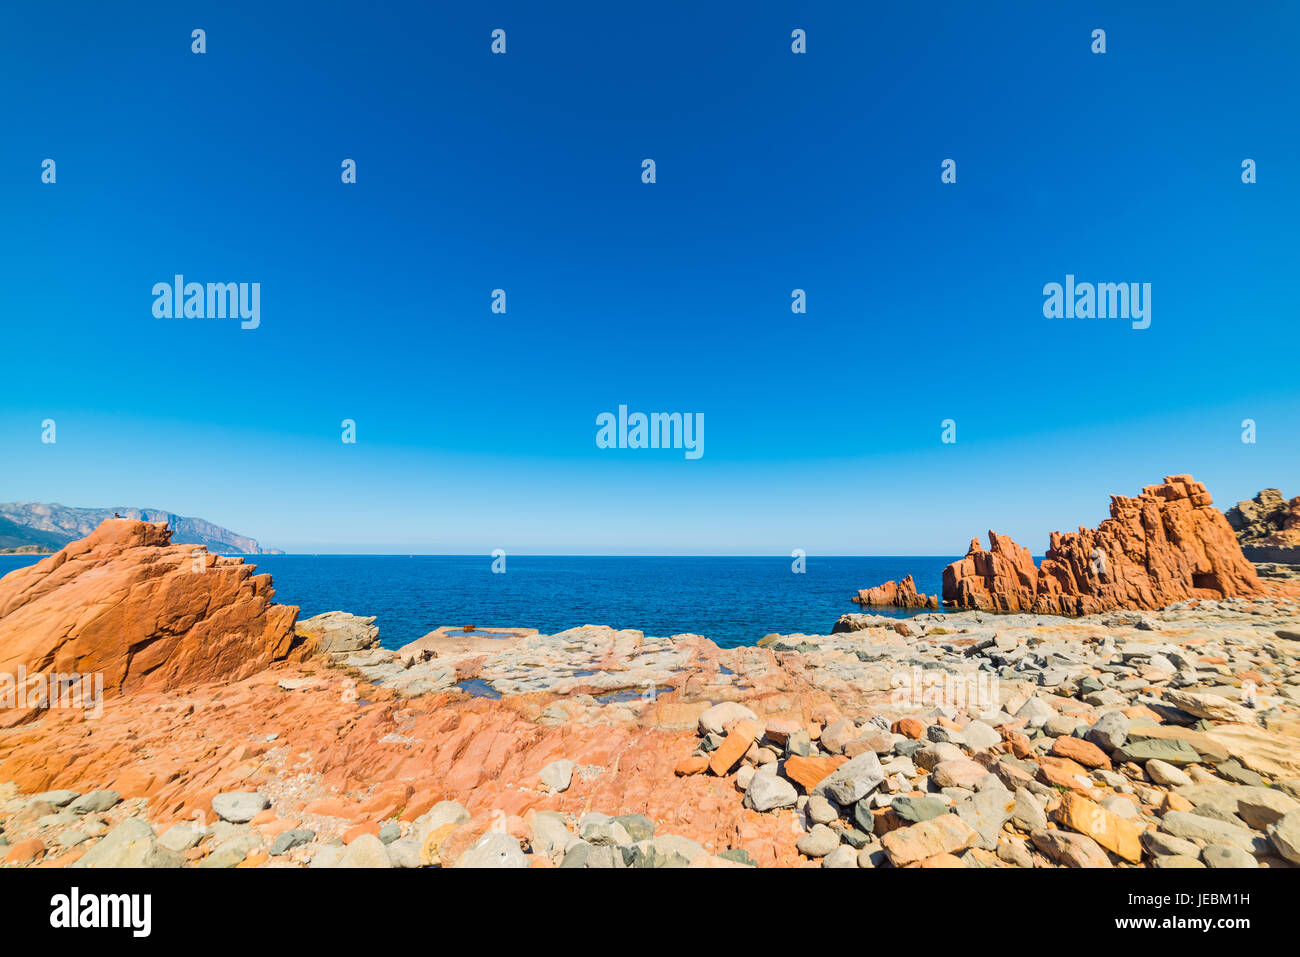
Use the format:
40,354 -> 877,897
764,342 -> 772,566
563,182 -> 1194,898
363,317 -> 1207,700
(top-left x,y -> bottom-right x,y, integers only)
1,477 -> 1298,870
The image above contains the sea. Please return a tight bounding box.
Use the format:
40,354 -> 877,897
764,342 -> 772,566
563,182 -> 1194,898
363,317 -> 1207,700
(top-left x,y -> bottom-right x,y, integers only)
0,554 -> 957,650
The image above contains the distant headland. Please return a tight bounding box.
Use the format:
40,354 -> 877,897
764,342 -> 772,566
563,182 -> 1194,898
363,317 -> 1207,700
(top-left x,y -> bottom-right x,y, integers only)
0,502 -> 279,555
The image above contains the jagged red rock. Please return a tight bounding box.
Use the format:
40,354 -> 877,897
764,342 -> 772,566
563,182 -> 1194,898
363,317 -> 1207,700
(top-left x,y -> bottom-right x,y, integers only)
853,574 -> 938,609
0,519 -> 300,724
942,475 -> 1262,615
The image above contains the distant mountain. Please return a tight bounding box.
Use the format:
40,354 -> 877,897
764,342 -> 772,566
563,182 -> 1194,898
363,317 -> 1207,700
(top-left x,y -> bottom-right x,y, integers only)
0,503 -> 279,555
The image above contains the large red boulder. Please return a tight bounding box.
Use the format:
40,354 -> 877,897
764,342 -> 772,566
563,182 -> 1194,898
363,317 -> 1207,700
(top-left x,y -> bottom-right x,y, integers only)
0,519 -> 299,724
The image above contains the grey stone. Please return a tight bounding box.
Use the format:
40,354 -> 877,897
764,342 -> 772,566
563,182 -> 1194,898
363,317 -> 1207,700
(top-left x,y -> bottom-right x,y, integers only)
309,845 -> 344,868
529,810 -> 574,863
580,844 -> 623,868
67,790 -> 120,815
744,766 -> 798,812
1267,809 -> 1300,864
838,827 -> 871,849
807,794 -> 838,825
1161,811 -> 1270,854
961,720 -> 1001,751
1115,739 -> 1201,766
71,818 -> 183,869
858,845 -> 888,868
785,730 -> 812,757
823,844 -> 858,868
819,751 -> 884,805
57,829 -> 90,848
385,835 -> 421,867
1141,830 -> 1202,858
796,823 -> 840,858
211,791 -> 270,824
579,813 -> 630,846
1237,789 -> 1300,829
1015,697 -> 1055,729
647,833 -> 703,864
913,742 -> 964,771
413,801 -> 469,845
378,822 -> 401,844
33,790 -> 80,808
200,831 -> 260,868
336,833 -> 392,868
1201,844 -> 1258,868
539,759 -> 576,792
557,840 -> 593,868
997,837 -> 1034,867
297,611 -> 380,655
1085,711 -> 1130,751
891,795 -> 948,824
158,824 -> 205,852
926,724 -> 966,746
1217,760 -> 1264,786
1012,788 -> 1048,831
613,814 -> 655,842
954,789 -> 1014,850
269,828 -> 316,856
1146,759 -> 1191,787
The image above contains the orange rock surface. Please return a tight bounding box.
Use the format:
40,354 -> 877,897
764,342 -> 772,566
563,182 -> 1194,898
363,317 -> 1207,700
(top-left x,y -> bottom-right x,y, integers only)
942,476 -> 1263,615
853,575 -> 938,610
0,520 -> 301,726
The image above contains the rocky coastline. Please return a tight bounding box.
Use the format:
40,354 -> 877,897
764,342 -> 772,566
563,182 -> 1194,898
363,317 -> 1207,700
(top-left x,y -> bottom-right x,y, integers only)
1,496 -> 1299,869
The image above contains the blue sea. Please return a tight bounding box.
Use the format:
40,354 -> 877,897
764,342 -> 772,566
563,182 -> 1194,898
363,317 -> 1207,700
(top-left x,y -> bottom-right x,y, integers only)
0,555 -> 956,650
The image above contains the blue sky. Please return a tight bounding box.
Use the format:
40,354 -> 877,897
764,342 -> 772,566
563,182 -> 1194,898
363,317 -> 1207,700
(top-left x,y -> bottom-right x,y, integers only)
2,2 -> 1297,553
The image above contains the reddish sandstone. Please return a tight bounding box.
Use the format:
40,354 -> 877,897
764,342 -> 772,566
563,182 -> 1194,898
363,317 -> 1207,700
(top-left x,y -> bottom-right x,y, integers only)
675,755 -> 709,776
782,755 -> 847,792
4,838 -> 45,864
1050,736 -> 1113,770
942,476 -> 1263,615
854,575 -> 938,610
1054,792 -> 1142,863
892,718 -> 926,740
1037,756 -> 1094,792
0,520 -> 301,725
709,720 -> 759,776
1001,728 -> 1034,760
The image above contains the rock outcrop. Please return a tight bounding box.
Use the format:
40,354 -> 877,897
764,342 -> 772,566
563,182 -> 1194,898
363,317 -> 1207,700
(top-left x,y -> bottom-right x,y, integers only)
853,575 -> 938,609
1225,488 -> 1300,564
942,475 -> 1262,615
0,519 -> 299,724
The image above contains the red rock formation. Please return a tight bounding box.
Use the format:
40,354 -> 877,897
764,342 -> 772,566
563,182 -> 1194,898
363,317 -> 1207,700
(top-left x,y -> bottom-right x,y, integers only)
942,533 -> 1038,612
853,575 -> 938,609
0,519 -> 299,724
942,475 -> 1263,615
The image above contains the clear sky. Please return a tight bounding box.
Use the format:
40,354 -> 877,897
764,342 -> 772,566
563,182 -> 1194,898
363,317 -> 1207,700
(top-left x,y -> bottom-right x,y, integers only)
2,2 -> 1297,553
